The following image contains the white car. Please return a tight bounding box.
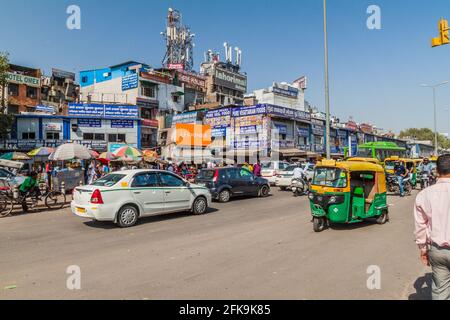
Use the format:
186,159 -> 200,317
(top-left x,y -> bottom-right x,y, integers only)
71,170 -> 212,228
275,163 -> 315,190
261,161 -> 291,185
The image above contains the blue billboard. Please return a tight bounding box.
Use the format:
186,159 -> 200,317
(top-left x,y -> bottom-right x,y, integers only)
68,104 -> 139,118
122,74 -> 138,91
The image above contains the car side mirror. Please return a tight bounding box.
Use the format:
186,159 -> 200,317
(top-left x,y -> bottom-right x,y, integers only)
184,181 -> 191,187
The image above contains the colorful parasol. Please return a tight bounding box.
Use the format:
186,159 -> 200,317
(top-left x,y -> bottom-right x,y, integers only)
48,143 -> 92,161
113,146 -> 142,158
27,147 -> 55,157
0,152 -> 31,161
89,150 -> 100,158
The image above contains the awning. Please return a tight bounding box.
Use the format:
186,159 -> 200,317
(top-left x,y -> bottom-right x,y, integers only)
306,151 -> 320,158
275,148 -> 307,157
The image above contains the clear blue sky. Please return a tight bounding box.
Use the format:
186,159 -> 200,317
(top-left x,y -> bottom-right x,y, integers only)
1,0 -> 449,135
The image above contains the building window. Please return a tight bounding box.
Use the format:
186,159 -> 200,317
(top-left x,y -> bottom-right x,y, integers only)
173,95 -> 180,103
26,87 -> 37,99
46,132 -> 60,140
108,134 -> 126,143
83,133 -> 94,140
22,132 -> 36,140
94,133 -> 105,141
141,82 -> 156,98
8,84 -> 19,96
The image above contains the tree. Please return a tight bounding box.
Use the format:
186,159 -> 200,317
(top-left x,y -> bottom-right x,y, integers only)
0,51 -> 10,114
399,127 -> 450,149
0,113 -> 14,140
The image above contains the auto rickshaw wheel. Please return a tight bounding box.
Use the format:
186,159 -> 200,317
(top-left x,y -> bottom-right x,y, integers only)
376,211 -> 389,225
313,217 -> 327,232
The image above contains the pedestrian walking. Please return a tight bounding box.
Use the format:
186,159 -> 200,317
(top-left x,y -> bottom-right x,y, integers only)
414,154 -> 450,300
45,161 -> 53,189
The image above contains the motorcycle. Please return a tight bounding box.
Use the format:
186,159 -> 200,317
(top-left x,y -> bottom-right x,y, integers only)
418,172 -> 436,189
291,175 -> 309,197
387,174 -> 412,196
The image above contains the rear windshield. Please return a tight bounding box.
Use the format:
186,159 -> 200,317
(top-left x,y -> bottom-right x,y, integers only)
197,170 -> 216,179
91,174 -> 126,187
284,165 -> 298,172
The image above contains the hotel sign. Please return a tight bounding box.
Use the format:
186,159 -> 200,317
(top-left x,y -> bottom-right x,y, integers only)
6,72 -> 41,87
214,68 -> 247,92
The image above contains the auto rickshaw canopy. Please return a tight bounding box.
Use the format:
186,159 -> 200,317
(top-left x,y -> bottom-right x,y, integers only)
317,159 -> 385,173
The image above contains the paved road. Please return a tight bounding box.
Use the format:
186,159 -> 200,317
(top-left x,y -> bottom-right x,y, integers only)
0,189 -> 430,300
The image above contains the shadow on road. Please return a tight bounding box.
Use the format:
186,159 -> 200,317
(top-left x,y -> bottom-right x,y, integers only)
83,207 -> 220,229
329,220 -> 378,231
408,273 -> 432,300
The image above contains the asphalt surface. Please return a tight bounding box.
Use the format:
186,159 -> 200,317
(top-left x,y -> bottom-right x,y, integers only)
0,189 -> 430,300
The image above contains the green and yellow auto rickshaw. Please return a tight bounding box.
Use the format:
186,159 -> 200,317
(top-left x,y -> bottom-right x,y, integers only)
308,160 -> 389,232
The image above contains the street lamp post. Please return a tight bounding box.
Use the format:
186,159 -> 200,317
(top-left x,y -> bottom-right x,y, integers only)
421,81 -> 448,155
323,0 -> 331,159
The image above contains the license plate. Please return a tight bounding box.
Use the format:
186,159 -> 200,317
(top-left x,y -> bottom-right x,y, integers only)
197,183 -> 206,187
76,207 -> 86,214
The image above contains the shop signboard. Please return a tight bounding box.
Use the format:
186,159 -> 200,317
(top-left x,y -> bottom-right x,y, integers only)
266,104 -> 310,122
140,71 -> 171,84
36,105 -> 55,113
211,126 -> 228,137
274,124 -> 288,135
312,125 -> 324,136
77,118 -> 102,128
44,123 -> 62,131
231,105 -> 267,118
214,68 -> 247,92
168,63 -> 185,70
297,127 -> 310,137
136,97 -> 158,109
68,104 -> 139,118
6,72 -> 41,87
239,125 -> 258,135
272,84 -> 299,98
122,73 -> 138,91
111,119 -> 134,129
172,111 -> 199,125
178,71 -> 206,89
141,119 -> 159,128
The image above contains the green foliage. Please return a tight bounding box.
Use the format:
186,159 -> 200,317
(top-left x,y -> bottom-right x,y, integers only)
0,113 -> 14,140
399,127 -> 450,149
0,52 -> 10,113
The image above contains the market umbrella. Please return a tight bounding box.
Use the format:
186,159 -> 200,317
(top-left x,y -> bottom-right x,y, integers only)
114,155 -> 141,163
113,146 -> 142,158
48,143 -> 92,161
27,147 -> 55,157
98,152 -> 117,161
89,150 -> 100,158
0,152 -> 31,161
142,149 -> 158,158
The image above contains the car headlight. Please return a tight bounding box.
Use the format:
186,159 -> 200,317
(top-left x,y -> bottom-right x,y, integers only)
329,196 -> 337,203
308,193 -> 314,200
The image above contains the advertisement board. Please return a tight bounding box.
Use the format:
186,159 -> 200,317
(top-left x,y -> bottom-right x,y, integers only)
68,104 -> 139,118
122,74 -> 138,91
111,119 -> 134,129
77,118 -> 102,128
178,71 -> 206,89
168,63 -> 185,70
172,111 -> 199,125
175,124 -> 211,147
214,68 -> 247,92
266,104 -> 311,122
52,68 -> 76,81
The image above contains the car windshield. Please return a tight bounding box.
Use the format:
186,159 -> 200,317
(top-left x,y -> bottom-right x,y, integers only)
312,168 -> 347,188
91,174 -> 126,187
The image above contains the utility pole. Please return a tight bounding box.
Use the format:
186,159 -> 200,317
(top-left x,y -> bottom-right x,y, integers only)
420,81 -> 448,155
323,0 -> 331,159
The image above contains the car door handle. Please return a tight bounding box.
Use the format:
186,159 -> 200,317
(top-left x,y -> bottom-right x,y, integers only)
133,191 -> 141,195
165,191 -> 171,193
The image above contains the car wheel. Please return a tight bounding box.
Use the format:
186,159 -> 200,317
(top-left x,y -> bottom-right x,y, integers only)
218,189 -> 231,203
192,197 -> 207,215
117,205 -> 139,228
259,185 -> 270,197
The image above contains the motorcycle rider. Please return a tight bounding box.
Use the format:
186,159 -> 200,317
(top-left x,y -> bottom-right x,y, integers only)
394,160 -> 408,197
292,164 -> 307,195
420,158 -> 434,176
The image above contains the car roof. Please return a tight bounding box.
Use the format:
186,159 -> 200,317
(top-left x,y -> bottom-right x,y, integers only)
113,169 -> 173,175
